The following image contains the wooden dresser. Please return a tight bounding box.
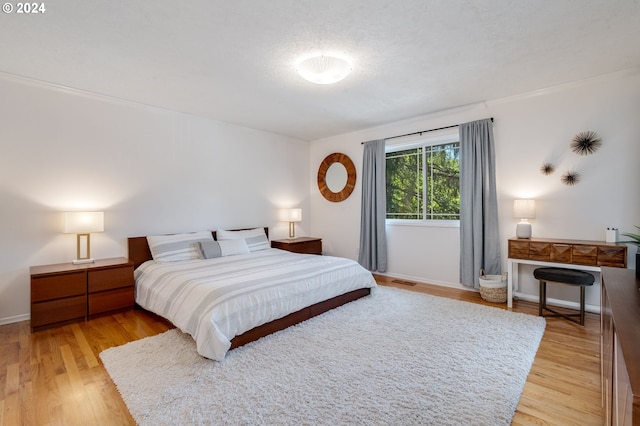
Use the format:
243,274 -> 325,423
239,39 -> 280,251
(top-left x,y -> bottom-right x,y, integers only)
271,237 -> 322,255
601,267 -> 640,425
30,257 -> 134,331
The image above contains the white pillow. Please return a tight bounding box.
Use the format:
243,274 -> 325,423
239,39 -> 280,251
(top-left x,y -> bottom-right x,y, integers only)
216,228 -> 270,252
147,231 -> 213,263
219,239 -> 251,256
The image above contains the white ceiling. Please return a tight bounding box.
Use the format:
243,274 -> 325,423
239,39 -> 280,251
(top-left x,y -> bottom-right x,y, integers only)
2,0 -> 639,141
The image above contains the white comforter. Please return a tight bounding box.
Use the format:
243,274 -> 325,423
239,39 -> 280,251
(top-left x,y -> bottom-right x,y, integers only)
134,248 -> 377,360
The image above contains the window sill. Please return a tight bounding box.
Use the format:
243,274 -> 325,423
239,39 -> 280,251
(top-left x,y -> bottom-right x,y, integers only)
386,219 -> 460,228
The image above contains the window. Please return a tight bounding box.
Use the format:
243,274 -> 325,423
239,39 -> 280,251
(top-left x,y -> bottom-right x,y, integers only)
386,135 -> 460,222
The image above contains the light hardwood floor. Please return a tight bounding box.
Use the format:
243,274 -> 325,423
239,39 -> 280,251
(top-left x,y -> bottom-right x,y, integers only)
1,276 -> 603,425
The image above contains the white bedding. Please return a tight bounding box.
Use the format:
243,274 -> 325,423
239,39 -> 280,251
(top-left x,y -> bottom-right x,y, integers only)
134,248 -> 377,360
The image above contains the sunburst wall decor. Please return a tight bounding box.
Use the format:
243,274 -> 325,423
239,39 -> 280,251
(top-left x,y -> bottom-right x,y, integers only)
561,171 -> 580,186
571,131 -> 602,155
540,163 -> 555,175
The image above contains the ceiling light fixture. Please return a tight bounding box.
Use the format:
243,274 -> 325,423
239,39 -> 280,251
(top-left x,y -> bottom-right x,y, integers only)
296,55 -> 352,85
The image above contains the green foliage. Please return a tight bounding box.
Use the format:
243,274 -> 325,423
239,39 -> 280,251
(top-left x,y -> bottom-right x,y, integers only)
386,143 -> 460,220
621,225 -> 640,247
427,144 -> 460,220
386,148 -> 423,219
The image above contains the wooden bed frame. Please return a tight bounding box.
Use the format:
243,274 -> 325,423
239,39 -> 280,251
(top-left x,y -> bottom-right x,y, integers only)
127,228 -> 371,351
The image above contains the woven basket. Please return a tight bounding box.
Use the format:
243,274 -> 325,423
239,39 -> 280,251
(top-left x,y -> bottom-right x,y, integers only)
479,270 -> 507,303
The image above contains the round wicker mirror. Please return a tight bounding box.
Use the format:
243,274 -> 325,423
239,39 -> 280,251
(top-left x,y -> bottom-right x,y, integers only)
317,152 -> 356,202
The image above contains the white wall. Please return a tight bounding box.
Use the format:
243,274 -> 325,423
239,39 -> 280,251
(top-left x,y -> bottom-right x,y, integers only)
2,69 -> 637,325
310,69 -> 640,309
0,74 -> 310,324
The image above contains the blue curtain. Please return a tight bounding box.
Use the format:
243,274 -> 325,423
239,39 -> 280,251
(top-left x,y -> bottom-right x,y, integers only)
358,139 -> 387,272
459,119 -> 501,288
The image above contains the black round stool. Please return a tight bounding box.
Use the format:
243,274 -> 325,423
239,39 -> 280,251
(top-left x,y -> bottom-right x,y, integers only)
533,267 -> 595,326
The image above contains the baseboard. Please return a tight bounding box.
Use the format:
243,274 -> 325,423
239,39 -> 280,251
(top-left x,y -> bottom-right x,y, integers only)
374,272 -> 477,293
375,272 -> 602,314
0,313 -> 30,326
514,292 -> 601,314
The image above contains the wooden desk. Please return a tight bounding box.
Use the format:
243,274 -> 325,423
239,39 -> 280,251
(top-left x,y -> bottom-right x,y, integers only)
506,237 -> 627,308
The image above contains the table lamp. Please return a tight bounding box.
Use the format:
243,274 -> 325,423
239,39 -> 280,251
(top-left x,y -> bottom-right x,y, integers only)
513,200 -> 535,239
64,211 -> 104,264
279,208 -> 302,238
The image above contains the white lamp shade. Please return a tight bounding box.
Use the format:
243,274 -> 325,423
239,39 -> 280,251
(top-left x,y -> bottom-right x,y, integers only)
279,208 -> 302,222
64,212 -> 104,234
513,200 -> 536,219
296,56 -> 352,84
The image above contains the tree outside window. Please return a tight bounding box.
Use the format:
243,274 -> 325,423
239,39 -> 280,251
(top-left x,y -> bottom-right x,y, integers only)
386,141 -> 460,221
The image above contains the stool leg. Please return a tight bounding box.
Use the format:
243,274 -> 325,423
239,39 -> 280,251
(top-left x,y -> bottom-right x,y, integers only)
580,285 -> 585,326
538,280 -> 546,316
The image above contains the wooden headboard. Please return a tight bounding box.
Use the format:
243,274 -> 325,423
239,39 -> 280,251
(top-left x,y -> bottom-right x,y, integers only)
128,227 -> 269,269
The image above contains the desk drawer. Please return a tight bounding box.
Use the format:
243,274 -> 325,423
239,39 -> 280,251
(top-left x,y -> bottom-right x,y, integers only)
508,240 -> 530,259
550,244 -> 572,263
572,245 -> 598,266
597,247 -> 626,267
529,242 -> 551,261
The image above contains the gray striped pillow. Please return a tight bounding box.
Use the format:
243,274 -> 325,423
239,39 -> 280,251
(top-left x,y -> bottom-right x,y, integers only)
197,239 -> 250,258
147,231 -> 213,262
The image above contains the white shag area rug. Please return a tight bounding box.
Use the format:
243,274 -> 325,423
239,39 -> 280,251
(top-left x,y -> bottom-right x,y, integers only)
100,286 -> 545,426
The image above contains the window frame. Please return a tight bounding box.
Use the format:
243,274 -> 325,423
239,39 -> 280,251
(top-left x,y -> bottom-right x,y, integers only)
385,130 -> 461,228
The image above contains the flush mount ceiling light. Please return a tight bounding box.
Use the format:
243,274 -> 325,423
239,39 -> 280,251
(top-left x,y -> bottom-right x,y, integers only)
296,55 -> 352,84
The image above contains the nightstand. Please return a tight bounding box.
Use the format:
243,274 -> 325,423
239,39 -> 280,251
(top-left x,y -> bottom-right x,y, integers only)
30,257 -> 134,331
271,237 -> 322,255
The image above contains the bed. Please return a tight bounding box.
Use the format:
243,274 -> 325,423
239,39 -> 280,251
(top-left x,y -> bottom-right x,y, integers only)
128,228 -> 376,360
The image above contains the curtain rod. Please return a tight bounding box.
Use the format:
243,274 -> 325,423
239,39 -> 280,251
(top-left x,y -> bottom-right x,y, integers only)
361,117 -> 494,144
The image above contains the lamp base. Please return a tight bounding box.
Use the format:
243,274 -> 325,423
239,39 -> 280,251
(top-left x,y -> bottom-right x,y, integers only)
516,222 -> 532,239
72,258 -> 95,265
